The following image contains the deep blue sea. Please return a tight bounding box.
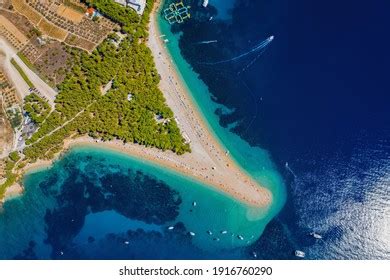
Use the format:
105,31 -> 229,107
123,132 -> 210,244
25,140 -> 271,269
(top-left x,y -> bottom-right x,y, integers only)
0,0 -> 389,259
162,0 -> 390,259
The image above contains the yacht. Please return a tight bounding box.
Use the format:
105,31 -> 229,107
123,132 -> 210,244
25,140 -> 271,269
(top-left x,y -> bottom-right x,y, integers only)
310,232 -> 323,239
202,0 -> 209,8
189,231 -> 196,236
168,226 -> 174,230
295,250 -> 306,258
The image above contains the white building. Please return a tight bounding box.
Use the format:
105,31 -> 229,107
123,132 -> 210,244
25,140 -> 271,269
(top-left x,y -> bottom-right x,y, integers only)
114,0 -> 146,15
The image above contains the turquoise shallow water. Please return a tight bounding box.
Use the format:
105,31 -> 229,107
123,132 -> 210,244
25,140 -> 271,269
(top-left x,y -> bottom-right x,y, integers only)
1,146 -> 279,259
157,1 -> 286,235
158,0 -> 390,260
0,0 -> 286,259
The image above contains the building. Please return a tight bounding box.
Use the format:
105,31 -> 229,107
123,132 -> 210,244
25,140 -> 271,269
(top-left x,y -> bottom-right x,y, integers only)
85,7 -> 97,18
114,0 -> 146,15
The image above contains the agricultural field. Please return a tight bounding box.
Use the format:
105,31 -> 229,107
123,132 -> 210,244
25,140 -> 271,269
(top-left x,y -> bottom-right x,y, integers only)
22,0 -> 118,51
0,71 -> 21,108
11,0 -> 42,25
0,0 -> 118,86
57,4 -> 84,24
0,71 -> 18,158
0,9 -> 35,36
0,15 -> 29,50
37,18 -> 68,41
64,33 -> 95,51
0,100 -> 14,158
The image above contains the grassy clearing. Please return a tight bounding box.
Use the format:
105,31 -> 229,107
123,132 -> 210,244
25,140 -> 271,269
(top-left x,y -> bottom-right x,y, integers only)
10,58 -> 34,88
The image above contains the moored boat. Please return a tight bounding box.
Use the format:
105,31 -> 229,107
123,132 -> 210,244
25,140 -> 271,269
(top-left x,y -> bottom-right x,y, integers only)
310,232 -> 323,239
295,250 -> 305,258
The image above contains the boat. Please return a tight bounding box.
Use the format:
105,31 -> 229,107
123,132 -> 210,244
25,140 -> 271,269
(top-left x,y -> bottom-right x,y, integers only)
192,201 -> 197,207
237,235 -> 244,240
310,232 -> 323,239
189,231 -> 196,236
220,230 -> 228,234
206,230 -> 213,235
124,241 -> 130,245
168,226 -> 174,230
252,251 -> 258,258
295,250 -> 305,258
202,0 -> 209,8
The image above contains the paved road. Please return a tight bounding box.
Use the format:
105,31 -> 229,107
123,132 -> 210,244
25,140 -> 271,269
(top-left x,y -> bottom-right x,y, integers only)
0,37 -> 57,108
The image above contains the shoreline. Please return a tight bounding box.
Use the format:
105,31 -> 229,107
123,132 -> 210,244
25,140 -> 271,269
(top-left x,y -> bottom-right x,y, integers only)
145,1 -> 272,207
2,1 -> 273,208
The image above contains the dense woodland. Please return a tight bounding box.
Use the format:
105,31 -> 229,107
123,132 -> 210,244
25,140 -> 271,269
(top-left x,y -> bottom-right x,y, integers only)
1,0 -> 190,198
23,93 -> 51,124
20,0 -> 190,162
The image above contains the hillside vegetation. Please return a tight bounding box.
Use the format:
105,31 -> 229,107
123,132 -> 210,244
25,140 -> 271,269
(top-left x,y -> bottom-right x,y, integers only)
1,0 -> 190,199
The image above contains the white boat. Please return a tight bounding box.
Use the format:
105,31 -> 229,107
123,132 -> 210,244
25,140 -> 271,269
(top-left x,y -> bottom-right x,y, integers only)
192,201 -> 197,207
220,230 -> 228,234
310,232 -> 323,239
168,226 -> 174,230
189,231 -> 196,236
202,0 -> 209,8
207,230 -> 213,235
252,251 -> 258,258
295,250 -> 305,258
124,241 -> 130,245
237,235 -> 244,240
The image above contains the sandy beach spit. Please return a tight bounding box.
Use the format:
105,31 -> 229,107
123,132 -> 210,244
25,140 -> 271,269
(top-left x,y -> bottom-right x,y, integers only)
3,1 -> 272,208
